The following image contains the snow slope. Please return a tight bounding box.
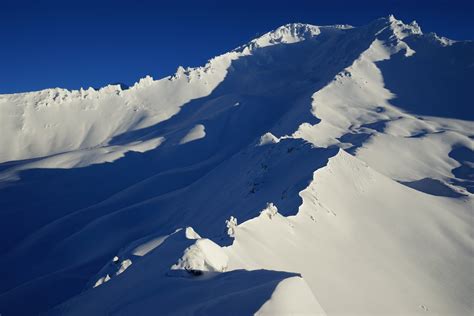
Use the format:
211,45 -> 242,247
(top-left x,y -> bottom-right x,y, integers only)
0,16 -> 473,315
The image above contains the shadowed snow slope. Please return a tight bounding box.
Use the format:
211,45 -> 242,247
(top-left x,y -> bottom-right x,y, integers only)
0,16 -> 473,315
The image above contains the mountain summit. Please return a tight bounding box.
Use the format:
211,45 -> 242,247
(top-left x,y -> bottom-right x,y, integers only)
0,16 -> 473,315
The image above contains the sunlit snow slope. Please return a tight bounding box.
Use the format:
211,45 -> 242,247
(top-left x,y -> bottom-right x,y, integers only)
0,16 -> 473,316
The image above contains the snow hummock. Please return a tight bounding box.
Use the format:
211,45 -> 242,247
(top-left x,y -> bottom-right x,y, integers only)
184,226 -> 201,240
259,132 -> 280,145
171,238 -> 229,273
179,124 -> 206,144
260,202 -> 279,220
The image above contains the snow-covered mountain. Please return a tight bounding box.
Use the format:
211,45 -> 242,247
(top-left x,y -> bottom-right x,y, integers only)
0,15 -> 473,315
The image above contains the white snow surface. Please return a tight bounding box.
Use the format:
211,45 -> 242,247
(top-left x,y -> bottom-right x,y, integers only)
0,16 -> 473,316
255,276 -> 327,316
179,124 -> 206,144
171,238 -> 229,273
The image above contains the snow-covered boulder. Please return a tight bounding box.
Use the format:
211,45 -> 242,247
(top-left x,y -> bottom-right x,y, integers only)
171,238 -> 229,274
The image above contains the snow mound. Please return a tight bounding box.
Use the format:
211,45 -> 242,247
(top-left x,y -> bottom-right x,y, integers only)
179,124 -> 206,144
184,226 -> 201,239
171,238 -> 229,273
260,202 -> 279,220
258,132 -> 280,145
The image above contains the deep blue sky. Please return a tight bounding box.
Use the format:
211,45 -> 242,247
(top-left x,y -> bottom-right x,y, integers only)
1,0 -> 472,94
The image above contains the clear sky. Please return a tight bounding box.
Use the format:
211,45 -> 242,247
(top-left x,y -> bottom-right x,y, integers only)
1,0 -> 472,93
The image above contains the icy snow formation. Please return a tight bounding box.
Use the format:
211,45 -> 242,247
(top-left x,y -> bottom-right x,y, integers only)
0,16 -> 473,315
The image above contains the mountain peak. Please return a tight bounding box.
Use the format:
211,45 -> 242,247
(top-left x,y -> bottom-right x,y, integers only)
235,22 -> 353,54
391,18 -> 422,37
387,14 -> 398,23
1,14 -> 473,316
239,23 -> 322,51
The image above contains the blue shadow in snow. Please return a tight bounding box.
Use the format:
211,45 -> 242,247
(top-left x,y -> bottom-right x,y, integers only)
376,38 -> 474,120
0,27 -> 375,315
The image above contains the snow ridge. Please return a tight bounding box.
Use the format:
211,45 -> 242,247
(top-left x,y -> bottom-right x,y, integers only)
0,16 -> 473,316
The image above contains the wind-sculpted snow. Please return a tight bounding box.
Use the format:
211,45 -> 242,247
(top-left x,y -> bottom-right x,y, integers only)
0,16 -> 473,315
